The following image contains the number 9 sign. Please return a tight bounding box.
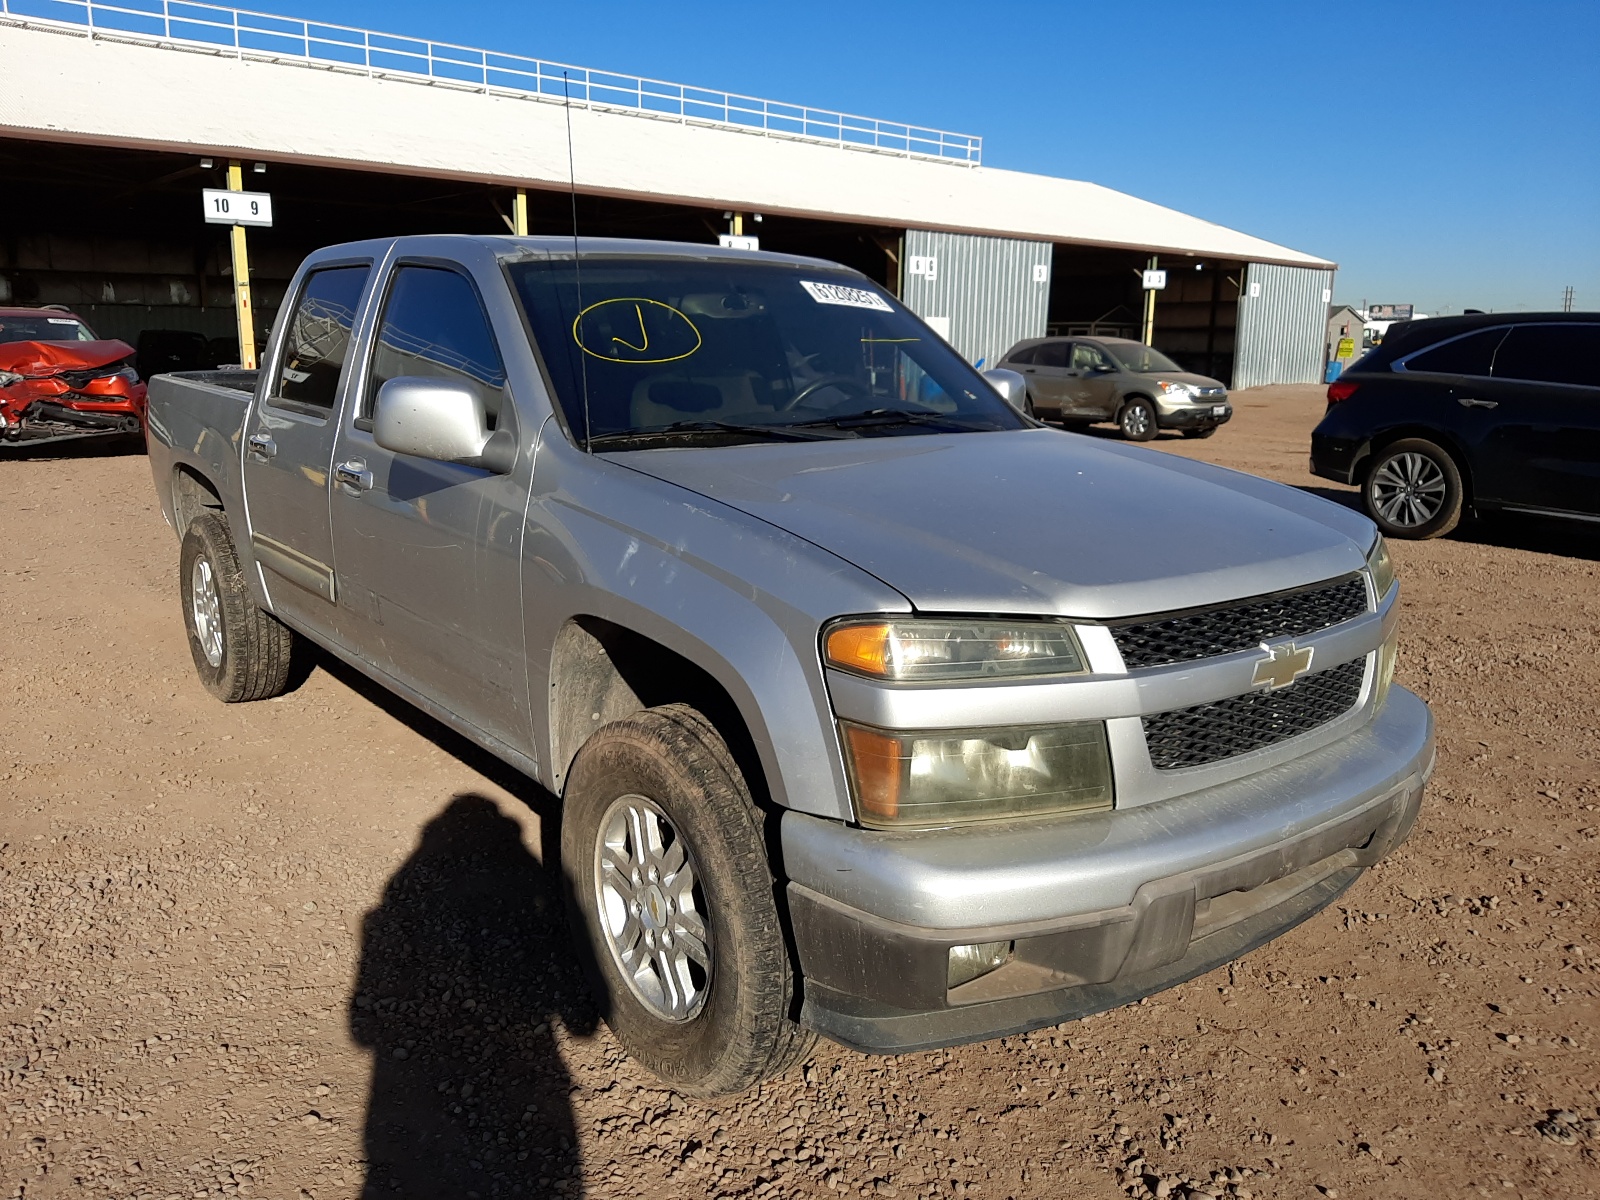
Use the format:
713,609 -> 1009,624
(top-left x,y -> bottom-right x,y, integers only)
202,188 -> 274,228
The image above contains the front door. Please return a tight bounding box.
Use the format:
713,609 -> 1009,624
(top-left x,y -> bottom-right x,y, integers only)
328,261 -> 534,754
1067,341 -> 1121,418
240,262 -> 373,637
1469,322 -> 1600,515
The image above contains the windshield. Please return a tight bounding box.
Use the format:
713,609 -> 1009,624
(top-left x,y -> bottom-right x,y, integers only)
507,257 -> 1026,447
0,314 -> 97,344
1104,343 -> 1182,373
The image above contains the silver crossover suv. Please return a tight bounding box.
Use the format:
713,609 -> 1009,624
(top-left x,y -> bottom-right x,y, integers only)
999,335 -> 1232,440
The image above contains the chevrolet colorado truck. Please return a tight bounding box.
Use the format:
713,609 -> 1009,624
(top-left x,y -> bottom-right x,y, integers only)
145,235 -> 1435,1096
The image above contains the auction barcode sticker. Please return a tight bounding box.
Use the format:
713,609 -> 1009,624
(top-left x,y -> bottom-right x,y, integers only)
800,281 -> 893,312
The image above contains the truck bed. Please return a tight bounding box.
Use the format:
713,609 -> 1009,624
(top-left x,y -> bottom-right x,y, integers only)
145,370 -> 261,536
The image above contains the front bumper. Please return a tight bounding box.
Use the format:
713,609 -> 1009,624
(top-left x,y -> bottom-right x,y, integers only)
1157,400 -> 1232,430
783,686 -> 1433,1053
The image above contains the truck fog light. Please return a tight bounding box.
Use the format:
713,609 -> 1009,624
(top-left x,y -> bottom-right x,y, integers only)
948,940 -> 1014,988
839,720 -> 1113,828
1374,626 -> 1399,709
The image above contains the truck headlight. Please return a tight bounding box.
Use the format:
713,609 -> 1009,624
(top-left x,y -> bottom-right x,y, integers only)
1366,534 -> 1396,600
824,618 -> 1087,682
839,720 -> 1114,828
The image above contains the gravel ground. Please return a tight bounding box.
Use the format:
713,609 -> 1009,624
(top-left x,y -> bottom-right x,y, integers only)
3,385 -> 1598,1200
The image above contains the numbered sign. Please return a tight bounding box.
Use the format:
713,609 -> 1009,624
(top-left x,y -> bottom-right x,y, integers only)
202,189 -> 274,227
1141,269 -> 1168,290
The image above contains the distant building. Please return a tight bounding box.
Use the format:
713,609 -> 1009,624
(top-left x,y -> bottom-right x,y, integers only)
1327,305 -> 1363,367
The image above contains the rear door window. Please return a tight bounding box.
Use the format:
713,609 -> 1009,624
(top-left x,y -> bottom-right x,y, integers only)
1400,327 -> 1508,377
365,266 -> 508,427
273,266 -> 371,413
1033,341 -> 1070,369
1006,345 -> 1037,365
1492,324 -> 1600,388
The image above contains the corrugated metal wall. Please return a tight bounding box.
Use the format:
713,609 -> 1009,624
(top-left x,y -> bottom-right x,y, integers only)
1233,262 -> 1335,390
899,229 -> 1052,367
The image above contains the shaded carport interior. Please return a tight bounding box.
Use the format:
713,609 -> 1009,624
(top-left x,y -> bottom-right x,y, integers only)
0,137 -> 904,364
1046,244 -> 1246,385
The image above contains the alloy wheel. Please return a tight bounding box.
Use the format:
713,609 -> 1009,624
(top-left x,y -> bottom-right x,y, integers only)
190,557 -> 224,669
594,794 -> 713,1021
1370,452 -> 1448,528
1122,404 -> 1151,438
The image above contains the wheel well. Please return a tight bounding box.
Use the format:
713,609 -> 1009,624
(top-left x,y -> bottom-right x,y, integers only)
1121,393 -> 1155,410
1354,427 -> 1474,503
548,617 -> 766,804
172,465 -> 224,533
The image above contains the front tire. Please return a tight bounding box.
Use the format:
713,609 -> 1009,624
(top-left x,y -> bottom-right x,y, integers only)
560,704 -> 814,1096
1118,397 -> 1158,441
179,512 -> 297,702
1362,438 -> 1464,539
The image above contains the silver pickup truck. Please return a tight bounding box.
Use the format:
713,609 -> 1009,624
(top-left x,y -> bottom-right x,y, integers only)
146,235 -> 1434,1096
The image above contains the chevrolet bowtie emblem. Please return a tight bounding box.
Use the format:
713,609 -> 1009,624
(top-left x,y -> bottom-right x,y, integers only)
1251,641 -> 1314,690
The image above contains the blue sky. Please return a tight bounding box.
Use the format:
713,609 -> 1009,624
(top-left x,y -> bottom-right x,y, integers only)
281,0 -> 1595,314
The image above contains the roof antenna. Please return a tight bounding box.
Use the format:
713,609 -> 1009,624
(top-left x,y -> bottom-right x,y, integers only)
562,70 -> 592,452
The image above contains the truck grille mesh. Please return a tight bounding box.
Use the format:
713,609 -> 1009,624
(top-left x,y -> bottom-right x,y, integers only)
1143,659 -> 1366,770
1110,574 -> 1369,670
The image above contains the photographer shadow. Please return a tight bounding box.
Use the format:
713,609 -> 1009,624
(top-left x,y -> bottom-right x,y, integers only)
350,792 -> 594,1198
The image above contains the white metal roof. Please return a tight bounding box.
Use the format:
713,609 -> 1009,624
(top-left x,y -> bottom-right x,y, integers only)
0,21 -> 1334,268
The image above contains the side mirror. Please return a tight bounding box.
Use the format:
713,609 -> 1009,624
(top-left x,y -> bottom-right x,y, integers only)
982,368 -> 1029,412
373,377 -> 516,473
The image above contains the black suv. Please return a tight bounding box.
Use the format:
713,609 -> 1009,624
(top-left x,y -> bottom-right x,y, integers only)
1311,313 -> 1600,538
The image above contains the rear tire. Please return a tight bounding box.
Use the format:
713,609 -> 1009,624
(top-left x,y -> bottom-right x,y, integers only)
1118,397 -> 1158,442
179,512 -> 297,702
1361,438 -> 1464,539
560,704 -> 814,1097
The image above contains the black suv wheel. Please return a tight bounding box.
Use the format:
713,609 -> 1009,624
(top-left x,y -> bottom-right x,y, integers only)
1361,438 -> 1465,539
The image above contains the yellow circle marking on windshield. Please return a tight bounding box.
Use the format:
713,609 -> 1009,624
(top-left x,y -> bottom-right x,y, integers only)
572,298 -> 703,364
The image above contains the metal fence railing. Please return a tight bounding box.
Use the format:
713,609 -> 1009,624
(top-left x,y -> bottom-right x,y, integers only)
0,0 -> 983,165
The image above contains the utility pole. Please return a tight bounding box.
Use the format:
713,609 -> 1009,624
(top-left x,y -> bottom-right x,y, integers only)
513,188 -> 528,236
1562,285 -> 1575,313
1142,255 -> 1158,346
226,161 -> 257,370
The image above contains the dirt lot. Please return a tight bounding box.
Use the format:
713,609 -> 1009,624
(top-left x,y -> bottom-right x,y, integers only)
3,384 -> 1598,1200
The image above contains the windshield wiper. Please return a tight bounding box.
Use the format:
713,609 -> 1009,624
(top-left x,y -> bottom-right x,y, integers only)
792,408 -> 999,432
585,419 -> 851,448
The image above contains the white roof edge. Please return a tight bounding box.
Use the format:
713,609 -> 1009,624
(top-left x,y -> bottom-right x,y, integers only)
0,25 -> 1334,270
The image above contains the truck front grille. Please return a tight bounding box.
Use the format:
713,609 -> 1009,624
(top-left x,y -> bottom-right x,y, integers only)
1110,574 -> 1368,670
1143,659 -> 1366,770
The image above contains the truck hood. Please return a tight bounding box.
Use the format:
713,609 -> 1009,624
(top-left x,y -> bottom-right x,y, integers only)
613,428 -> 1376,619
0,338 -> 133,377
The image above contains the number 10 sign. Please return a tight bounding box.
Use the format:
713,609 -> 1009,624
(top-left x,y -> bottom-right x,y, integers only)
202,189 -> 273,227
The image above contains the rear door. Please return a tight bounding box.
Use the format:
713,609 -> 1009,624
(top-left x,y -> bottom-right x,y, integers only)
328,259 -> 534,754
240,260 -> 373,638
1388,324 -> 1507,493
1471,322 -> 1600,514
1019,339 -> 1072,415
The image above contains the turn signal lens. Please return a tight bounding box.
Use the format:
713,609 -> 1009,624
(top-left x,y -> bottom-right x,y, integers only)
840,720 -> 1113,828
1327,379 -> 1361,403
1366,534 -> 1396,600
824,618 -> 1087,682
1374,626 -> 1399,711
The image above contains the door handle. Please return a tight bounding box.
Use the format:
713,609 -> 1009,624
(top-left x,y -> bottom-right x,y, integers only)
1457,397 -> 1498,409
1023,367 -> 1037,373
335,459 -> 373,492
247,432 -> 277,459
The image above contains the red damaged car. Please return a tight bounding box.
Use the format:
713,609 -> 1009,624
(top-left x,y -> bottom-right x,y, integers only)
0,307 -> 147,450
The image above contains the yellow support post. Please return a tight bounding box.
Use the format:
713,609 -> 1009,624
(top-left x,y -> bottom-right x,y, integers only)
226,161 -> 257,370
1142,255 -> 1158,346
732,212 -> 743,237
513,188 -> 528,236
